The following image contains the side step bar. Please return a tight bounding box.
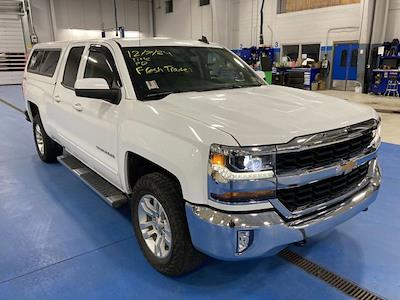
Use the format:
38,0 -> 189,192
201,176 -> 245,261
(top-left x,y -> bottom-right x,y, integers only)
58,153 -> 128,208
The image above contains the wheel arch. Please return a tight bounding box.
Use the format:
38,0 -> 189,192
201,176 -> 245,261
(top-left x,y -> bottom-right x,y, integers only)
125,151 -> 183,197
26,100 -> 39,121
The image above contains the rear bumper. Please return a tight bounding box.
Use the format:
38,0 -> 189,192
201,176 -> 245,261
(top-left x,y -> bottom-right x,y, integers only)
185,162 -> 381,260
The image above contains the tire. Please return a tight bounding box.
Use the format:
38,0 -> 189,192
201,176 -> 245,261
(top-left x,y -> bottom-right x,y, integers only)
131,173 -> 204,276
32,114 -> 62,163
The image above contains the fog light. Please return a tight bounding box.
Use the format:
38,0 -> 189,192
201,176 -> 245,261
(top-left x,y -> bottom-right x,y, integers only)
237,230 -> 253,254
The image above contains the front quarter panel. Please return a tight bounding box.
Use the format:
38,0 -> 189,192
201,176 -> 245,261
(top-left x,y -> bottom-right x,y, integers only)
118,99 -> 239,206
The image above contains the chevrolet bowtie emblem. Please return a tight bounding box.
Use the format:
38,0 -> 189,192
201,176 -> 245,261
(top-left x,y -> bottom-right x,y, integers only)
340,160 -> 357,174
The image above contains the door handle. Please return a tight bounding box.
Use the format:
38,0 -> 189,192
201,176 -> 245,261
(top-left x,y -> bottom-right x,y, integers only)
54,95 -> 61,103
73,103 -> 83,112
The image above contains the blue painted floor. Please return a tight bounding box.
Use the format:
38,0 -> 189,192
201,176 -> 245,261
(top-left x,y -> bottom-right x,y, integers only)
0,84 -> 25,111
0,86 -> 399,299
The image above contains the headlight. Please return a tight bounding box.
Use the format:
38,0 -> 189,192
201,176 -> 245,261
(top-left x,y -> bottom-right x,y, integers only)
208,144 -> 275,184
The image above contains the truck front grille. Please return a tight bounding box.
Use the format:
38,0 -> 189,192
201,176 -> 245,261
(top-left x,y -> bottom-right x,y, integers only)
276,131 -> 374,175
277,163 -> 369,212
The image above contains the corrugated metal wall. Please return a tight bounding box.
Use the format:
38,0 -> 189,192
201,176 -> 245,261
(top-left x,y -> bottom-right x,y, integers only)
0,1 -> 26,85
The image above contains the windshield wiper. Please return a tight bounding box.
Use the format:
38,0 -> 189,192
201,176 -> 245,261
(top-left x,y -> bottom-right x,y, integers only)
233,83 -> 262,88
195,83 -> 262,92
142,92 -> 173,100
142,84 -> 263,100
142,90 -> 190,101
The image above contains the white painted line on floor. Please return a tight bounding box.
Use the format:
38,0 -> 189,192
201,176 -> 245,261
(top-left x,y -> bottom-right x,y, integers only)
0,97 -> 25,114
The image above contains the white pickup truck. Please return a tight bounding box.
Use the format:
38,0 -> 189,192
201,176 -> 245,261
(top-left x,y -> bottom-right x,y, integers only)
23,38 -> 381,276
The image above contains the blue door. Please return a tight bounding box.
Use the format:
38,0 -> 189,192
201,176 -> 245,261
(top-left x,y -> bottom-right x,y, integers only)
332,43 -> 359,81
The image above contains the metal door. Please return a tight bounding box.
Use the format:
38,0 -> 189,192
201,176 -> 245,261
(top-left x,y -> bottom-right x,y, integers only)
332,43 -> 359,90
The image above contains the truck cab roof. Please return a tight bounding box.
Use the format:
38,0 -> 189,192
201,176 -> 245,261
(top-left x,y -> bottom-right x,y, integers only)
32,37 -> 222,50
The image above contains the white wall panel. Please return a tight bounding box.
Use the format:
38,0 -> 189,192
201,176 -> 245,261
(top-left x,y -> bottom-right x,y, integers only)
385,0 -> 400,41
68,0 -> 85,29
237,0 -> 259,48
154,0 -> 363,49
199,2 -> 212,40
99,0 -> 115,30
190,0 -> 201,39
51,0 -> 68,29
154,0 -> 213,41
50,0 -> 151,40
273,4 -> 361,47
31,0 -> 54,42
153,0 -> 190,40
83,0 -> 102,29
229,0 -> 240,48
125,0 -> 139,31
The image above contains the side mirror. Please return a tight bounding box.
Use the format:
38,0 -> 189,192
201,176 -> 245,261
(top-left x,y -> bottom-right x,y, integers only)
74,78 -> 121,104
255,70 -> 266,80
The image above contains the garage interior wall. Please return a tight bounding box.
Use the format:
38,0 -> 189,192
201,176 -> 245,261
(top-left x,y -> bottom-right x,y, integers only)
154,0 -> 362,49
385,0 -> 400,41
28,0 -> 400,51
153,0 -> 213,41
30,0 -> 152,42
0,1 -> 26,85
30,0 -> 53,43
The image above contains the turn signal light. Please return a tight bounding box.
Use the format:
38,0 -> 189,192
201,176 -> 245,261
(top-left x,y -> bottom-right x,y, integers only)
210,153 -> 226,166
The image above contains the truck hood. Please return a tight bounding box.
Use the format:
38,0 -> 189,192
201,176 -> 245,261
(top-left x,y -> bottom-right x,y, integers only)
157,85 -> 377,146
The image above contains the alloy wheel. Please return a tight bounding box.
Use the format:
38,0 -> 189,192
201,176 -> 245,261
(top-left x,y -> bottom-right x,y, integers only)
138,194 -> 172,258
35,123 -> 45,155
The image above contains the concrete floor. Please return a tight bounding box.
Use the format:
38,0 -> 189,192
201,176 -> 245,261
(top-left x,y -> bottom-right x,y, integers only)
317,90 -> 400,144
318,90 -> 400,113
0,85 -> 399,299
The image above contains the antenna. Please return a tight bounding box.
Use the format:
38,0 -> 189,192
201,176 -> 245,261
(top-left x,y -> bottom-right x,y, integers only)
198,36 -> 209,44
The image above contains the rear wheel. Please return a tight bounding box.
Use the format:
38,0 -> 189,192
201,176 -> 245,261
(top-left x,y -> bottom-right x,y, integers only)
32,115 -> 62,163
131,173 -> 204,276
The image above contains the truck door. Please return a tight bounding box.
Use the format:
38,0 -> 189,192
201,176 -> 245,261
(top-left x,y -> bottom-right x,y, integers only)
69,44 -> 122,188
50,44 -> 86,148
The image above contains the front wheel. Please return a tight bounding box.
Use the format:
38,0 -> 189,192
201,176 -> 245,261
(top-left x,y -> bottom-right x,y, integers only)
32,115 -> 62,163
131,173 -> 204,276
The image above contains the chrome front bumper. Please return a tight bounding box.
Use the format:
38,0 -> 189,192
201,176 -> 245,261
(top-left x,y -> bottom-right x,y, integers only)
185,160 -> 381,260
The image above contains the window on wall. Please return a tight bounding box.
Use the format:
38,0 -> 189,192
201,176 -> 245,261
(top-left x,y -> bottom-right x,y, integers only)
200,0 -> 210,6
350,48 -> 358,67
302,44 -> 320,61
340,50 -> 348,67
278,0 -> 360,14
165,0 -> 173,13
282,45 -> 299,61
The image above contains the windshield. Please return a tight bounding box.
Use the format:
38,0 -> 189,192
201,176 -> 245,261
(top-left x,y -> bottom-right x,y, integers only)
122,46 -> 265,100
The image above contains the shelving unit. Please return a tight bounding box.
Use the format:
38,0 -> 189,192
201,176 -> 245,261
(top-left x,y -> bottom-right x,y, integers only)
370,43 -> 400,97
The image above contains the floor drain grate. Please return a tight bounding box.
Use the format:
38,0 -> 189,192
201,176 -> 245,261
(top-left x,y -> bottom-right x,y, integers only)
279,249 -> 385,300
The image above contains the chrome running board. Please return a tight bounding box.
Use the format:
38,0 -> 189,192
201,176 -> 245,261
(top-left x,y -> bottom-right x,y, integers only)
58,153 -> 128,208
